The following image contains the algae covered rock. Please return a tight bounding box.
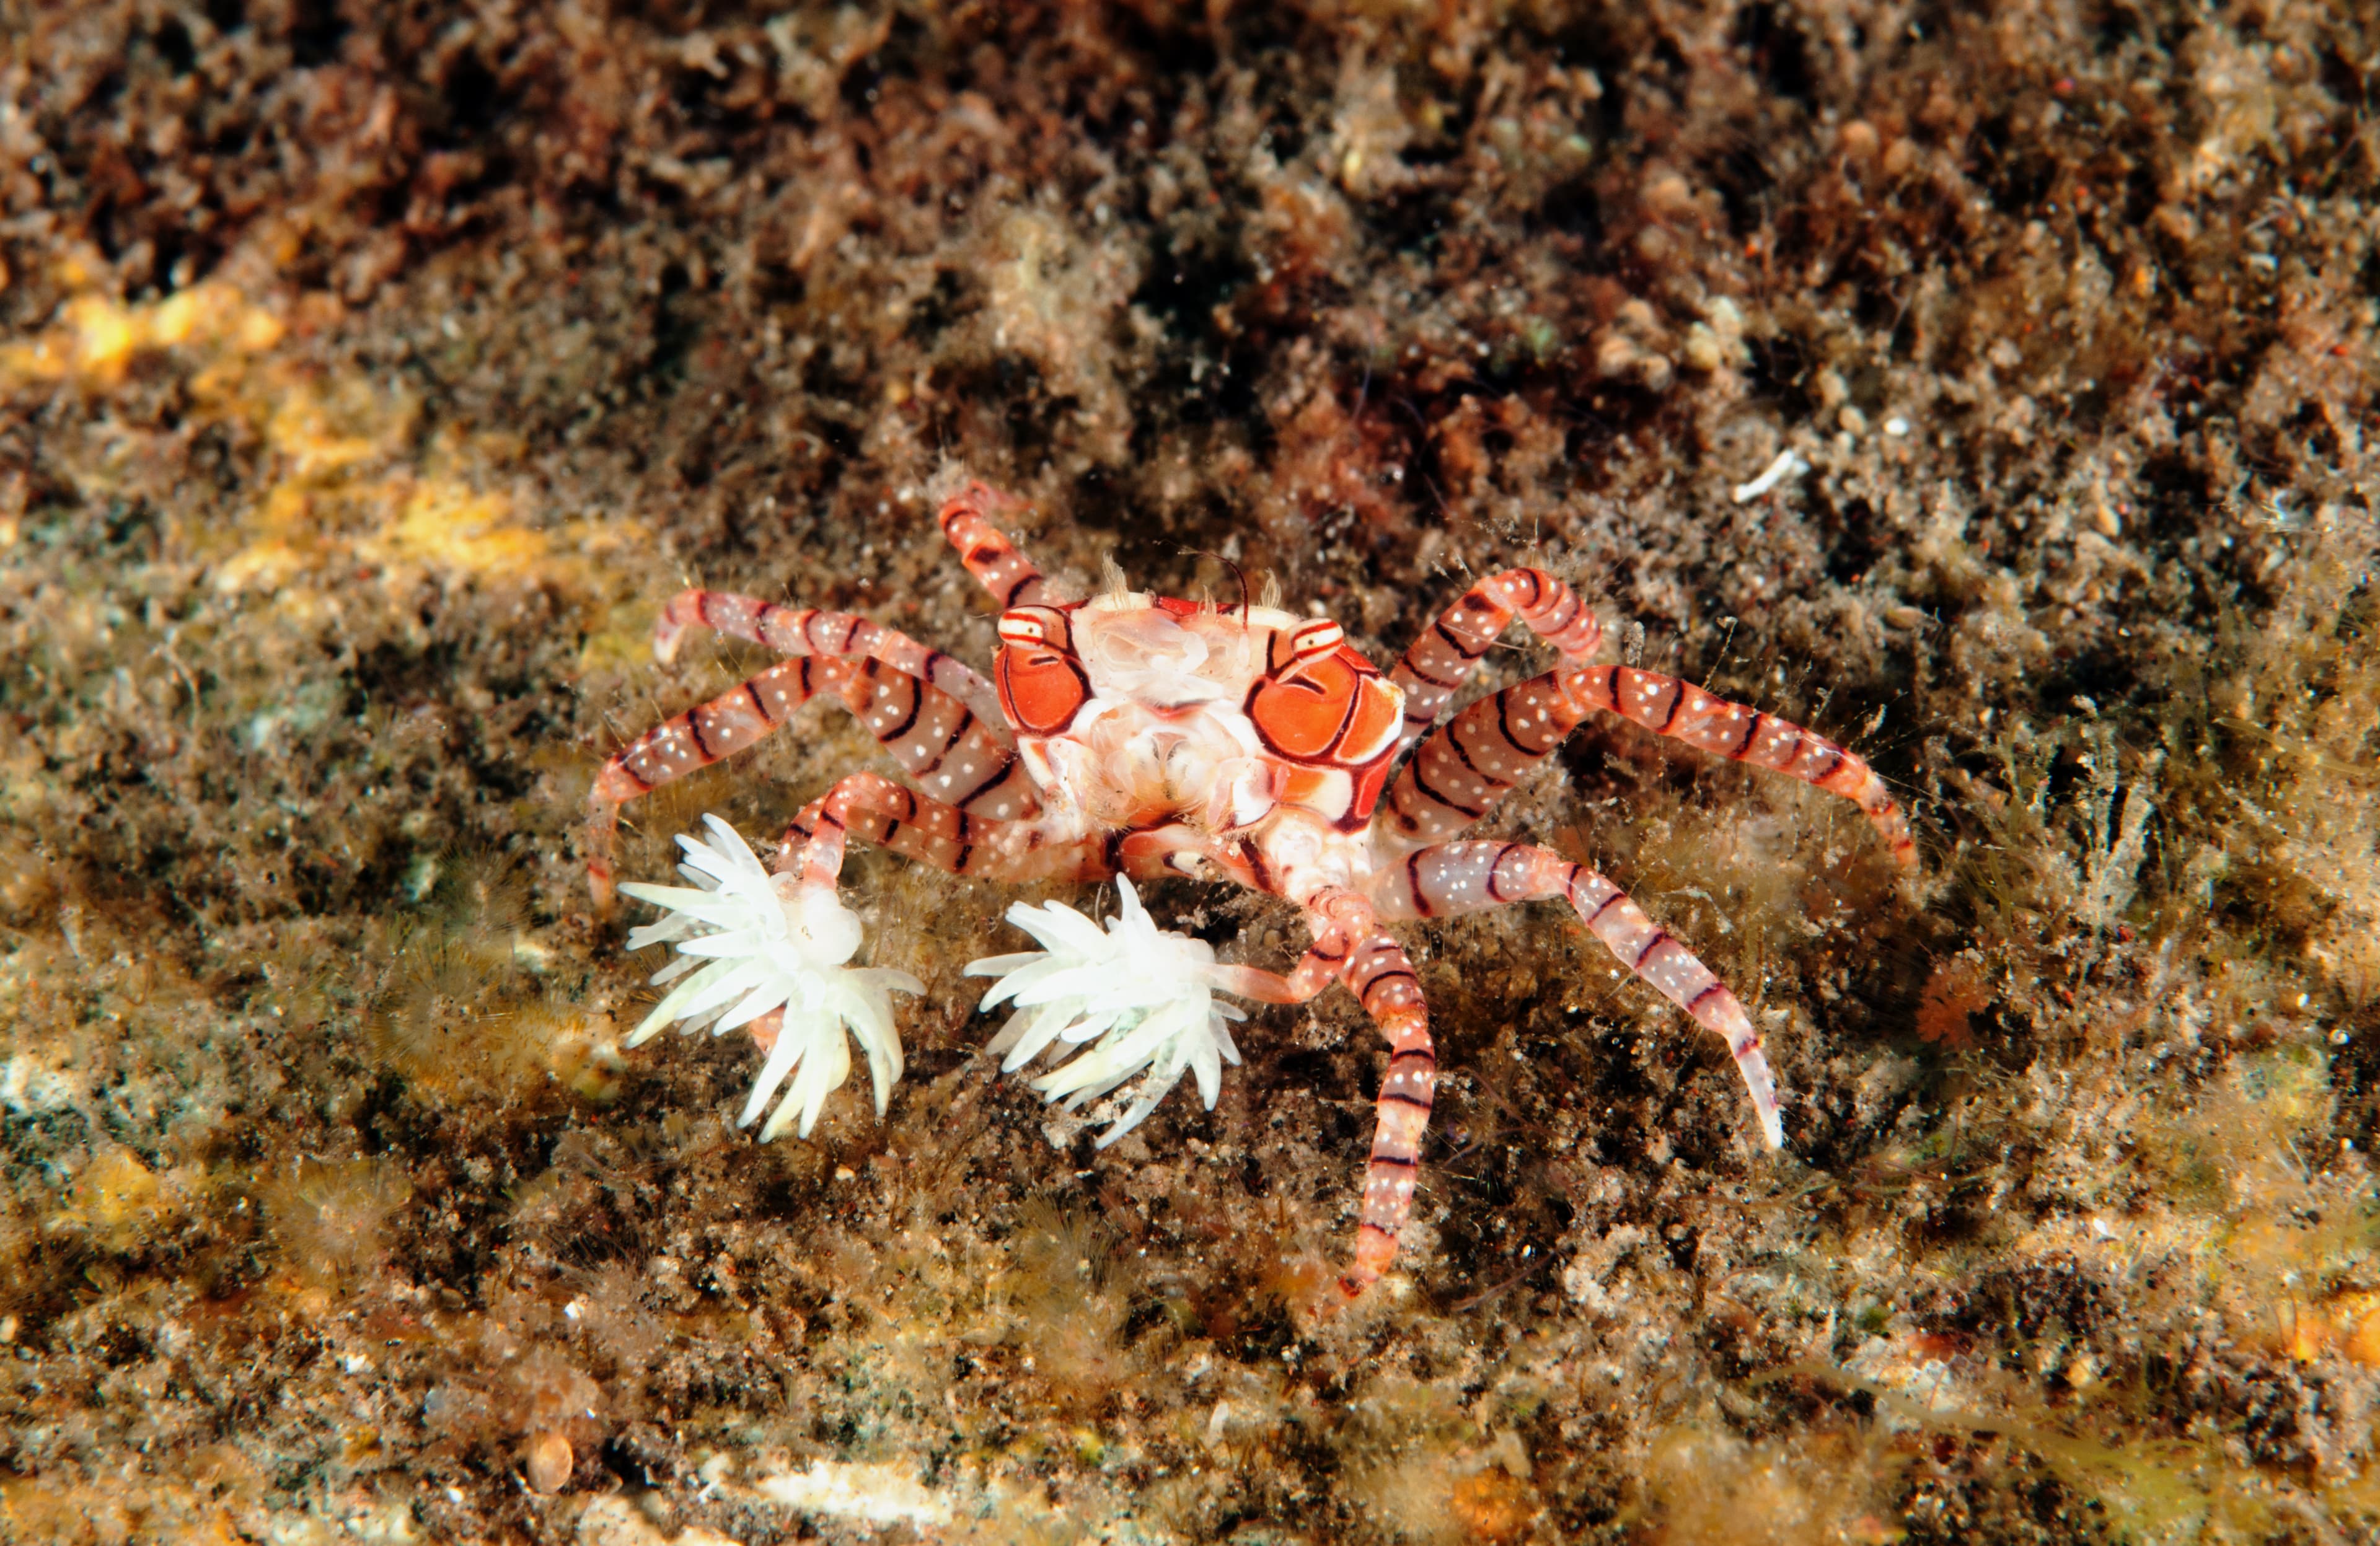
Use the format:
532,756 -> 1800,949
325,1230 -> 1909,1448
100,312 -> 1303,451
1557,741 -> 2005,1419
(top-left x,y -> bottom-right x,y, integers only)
1,1 -> 2376,1540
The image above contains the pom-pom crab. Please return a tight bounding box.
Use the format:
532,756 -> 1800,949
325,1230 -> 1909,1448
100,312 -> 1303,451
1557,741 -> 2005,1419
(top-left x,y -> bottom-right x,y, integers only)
588,483 -> 1915,1300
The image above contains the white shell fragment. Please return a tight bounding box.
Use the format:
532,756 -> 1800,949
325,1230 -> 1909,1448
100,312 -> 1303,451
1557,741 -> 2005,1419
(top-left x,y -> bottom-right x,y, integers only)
619,814 -> 921,1141
1730,447 -> 1809,503
966,878 -> 1246,1147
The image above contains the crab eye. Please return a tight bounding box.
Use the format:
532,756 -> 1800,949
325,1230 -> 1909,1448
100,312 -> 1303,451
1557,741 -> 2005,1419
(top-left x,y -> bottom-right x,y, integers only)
998,613 -> 1047,646
1288,620 -> 1345,664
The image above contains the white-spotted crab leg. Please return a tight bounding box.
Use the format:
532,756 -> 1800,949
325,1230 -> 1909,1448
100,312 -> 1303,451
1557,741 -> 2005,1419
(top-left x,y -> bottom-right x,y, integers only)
588,609 -> 1039,909
777,771 -> 1111,890
651,589 -> 1006,722
1378,565 -> 1914,866
1377,658 -> 1916,866
1370,840 -> 1783,1149
1386,568 -> 1605,756
1183,889 -> 1438,1301
1321,894 -> 1441,1301
939,481 -> 1067,608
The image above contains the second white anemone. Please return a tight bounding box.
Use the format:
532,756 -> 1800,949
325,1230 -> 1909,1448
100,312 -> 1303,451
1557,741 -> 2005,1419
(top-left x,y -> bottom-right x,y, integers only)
966,878 -> 1246,1147
619,814 -> 922,1141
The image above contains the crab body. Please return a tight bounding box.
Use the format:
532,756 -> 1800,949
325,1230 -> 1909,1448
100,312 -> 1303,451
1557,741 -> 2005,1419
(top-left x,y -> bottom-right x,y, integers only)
589,483 -> 1916,1301
998,592 -> 1401,903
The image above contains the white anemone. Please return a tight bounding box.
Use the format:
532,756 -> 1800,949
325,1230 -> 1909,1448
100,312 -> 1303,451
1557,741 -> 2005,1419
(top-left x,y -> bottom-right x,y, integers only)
619,815 -> 922,1141
965,878 -> 1246,1147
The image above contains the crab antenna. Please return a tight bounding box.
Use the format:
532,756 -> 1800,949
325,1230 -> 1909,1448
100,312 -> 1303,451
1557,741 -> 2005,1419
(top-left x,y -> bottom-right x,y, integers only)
1177,544 -> 1255,626
1222,556 -> 1251,626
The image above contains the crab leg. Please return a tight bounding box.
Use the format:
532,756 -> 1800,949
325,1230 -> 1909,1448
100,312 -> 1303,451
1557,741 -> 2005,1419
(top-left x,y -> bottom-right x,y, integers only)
1204,943 -> 1352,1008
651,589 -> 1004,724
1152,914 -> 1358,1009
1174,888 -> 1437,1298
1375,660 -> 1915,866
1371,840 -> 1783,1149
938,481 -> 1065,607
778,771 -> 1108,887
1389,568 -> 1605,755
1570,664 -> 1916,866
1326,896 -> 1441,1301
588,655 -> 1038,907
1375,664 -> 1597,853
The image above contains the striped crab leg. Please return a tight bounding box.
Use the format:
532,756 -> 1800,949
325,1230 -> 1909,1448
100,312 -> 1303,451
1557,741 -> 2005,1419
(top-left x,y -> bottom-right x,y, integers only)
587,653 -> 1037,908
1371,840 -> 1784,1149
1571,664 -> 1915,866
1375,663 -> 1594,853
1176,889 -> 1438,1300
712,773 -> 1113,1107
938,482 -> 1065,608
650,589 -> 1004,725
777,771 -> 1109,888
1335,921 -> 1438,1299
1033,879 -> 1431,1300
1375,661 -> 1916,867
1388,568 -> 1605,755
